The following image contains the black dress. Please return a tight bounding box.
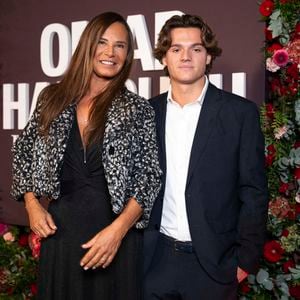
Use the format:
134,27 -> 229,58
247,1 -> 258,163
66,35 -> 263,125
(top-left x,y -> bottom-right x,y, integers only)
37,116 -> 143,300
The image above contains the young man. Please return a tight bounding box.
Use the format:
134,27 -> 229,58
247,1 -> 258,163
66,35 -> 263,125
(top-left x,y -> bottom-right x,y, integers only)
144,14 -> 268,299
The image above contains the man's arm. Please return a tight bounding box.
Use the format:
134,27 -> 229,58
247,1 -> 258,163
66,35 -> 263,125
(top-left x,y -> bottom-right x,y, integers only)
237,102 -> 269,274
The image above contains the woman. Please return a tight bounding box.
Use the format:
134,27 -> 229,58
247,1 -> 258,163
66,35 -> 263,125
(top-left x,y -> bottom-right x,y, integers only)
11,12 -> 161,300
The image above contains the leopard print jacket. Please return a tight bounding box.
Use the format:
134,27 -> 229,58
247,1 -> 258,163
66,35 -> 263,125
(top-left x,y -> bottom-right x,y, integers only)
11,88 -> 162,228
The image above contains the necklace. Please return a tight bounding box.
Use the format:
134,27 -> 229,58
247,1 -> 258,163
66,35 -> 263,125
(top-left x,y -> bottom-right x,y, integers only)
76,106 -> 89,125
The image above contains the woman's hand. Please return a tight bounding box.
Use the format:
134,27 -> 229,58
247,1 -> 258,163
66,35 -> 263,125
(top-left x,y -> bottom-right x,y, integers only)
80,223 -> 125,270
80,197 -> 142,270
25,193 -> 57,238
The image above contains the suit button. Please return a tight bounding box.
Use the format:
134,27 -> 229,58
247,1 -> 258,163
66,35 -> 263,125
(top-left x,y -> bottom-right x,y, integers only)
155,224 -> 160,230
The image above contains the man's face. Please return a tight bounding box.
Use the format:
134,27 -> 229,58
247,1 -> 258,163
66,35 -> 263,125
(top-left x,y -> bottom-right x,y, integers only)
162,27 -> 211,86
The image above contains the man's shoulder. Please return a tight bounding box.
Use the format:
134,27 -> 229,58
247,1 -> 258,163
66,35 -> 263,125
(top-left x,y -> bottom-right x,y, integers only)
210,83 -> 258,112
149,92 -> 168,107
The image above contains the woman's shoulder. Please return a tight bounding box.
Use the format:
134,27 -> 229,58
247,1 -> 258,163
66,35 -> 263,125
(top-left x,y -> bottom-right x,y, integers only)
115,88 -> 154,115
123,88 -> 148,105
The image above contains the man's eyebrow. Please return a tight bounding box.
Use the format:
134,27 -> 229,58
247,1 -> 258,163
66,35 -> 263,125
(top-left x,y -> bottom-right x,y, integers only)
170,43 -> 204,47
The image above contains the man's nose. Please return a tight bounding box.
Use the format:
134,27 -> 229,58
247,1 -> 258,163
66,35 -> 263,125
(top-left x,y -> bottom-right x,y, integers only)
180,49 -> 191,61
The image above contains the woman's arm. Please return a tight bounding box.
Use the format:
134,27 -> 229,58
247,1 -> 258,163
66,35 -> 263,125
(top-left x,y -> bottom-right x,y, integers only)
80,197 -> 142,270
126,101 -> 162,229
24,192 -> 57,238
11,99 -> 42,201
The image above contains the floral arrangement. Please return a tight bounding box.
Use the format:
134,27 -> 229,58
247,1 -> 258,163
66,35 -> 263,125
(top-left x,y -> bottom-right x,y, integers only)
0,223 -> 40,299
0,1 -> 299,299
239,0 -> 300,299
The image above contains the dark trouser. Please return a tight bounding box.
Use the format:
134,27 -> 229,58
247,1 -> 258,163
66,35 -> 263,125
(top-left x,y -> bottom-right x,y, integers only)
144,233 -> 238,300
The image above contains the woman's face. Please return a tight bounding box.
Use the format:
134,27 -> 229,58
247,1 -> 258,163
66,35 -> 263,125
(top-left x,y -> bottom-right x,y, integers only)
92,22 -> 129,81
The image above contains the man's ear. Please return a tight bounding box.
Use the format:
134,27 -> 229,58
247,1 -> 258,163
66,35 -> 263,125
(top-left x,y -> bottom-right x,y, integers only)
206,54 -> 212,66
162,56 -> 167,66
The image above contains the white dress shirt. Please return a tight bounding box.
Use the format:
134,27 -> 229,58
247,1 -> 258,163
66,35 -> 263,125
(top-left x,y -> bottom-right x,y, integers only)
160,77 -> 209,241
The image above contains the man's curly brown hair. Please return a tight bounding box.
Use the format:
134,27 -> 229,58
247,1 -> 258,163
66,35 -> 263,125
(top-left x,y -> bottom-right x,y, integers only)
154,14 -> 222,75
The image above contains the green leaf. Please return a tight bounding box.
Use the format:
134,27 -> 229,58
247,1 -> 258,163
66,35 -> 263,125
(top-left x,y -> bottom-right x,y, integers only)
262,279 -> 274,291
257,269 -> 270,284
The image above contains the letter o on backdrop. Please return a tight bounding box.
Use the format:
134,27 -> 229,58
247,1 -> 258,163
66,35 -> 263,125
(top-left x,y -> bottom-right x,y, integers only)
40,23 -> 71,77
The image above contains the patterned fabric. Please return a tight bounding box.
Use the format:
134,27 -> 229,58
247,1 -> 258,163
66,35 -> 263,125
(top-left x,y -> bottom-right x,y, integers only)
11,88 -> 162,228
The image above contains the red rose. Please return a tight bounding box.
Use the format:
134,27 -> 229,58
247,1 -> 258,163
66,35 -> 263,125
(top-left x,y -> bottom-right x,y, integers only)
265,27 -> 273,40
267,144 -> 276,155
283,260 -> 295,273
294,168 -> 300,180
279,182 -> 289,194
295,23 -> 300,38
18,233 -> 29,247
287,63 -> 299,79
287,210 -> 296,220
240,281 -> 251,294
294,141 -> 300,149
265,144 -> 276,166
280,0 -> 289,3
263,240 -> 284,263
28,232 -> 41,259
259,0 -> 274,16
267,43 -> 282,53
296,204 -> 300,215
289,82 -> 298,95
265,103 -> 274,119
30,283 -> 38,295
281,229 -> 289,237
289,285 -> 300,299
6,287 -> 14,295
270,77 -> 281,95
265,155 -> 274,166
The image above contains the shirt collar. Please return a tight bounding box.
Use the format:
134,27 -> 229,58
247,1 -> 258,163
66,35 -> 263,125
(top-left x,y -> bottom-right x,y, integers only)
167,75 -> 209,106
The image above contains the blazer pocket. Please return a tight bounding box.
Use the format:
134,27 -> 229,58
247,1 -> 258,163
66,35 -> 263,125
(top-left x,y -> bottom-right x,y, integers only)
207,217 -> 237,234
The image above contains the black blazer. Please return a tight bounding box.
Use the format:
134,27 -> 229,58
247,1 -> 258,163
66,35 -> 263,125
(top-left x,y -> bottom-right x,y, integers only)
144,83 -> 268,284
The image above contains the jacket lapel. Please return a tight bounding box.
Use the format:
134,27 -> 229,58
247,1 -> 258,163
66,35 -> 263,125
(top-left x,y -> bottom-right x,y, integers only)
186,84 -> 224,187
154,93 -> 168,177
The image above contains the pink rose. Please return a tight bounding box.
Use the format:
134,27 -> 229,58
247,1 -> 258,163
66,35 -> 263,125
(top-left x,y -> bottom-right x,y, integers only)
266,57 -> 280,72
274,125 -> 288,139
272,49 -> 289,67
3,231 -> 15,243
269,197 -> 291,219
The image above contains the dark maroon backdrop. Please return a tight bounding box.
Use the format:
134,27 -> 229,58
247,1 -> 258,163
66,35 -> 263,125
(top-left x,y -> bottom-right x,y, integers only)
0,0 -> 265,225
